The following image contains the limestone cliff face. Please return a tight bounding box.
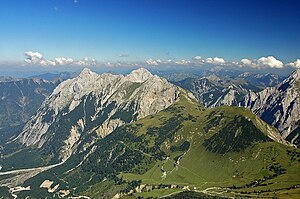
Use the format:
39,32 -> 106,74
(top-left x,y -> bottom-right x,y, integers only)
16,68 -> 181,160
210,86 -> 242,108
242,69 -> 300,145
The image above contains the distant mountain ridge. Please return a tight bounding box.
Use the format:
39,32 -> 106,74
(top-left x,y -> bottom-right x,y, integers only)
30,71 -> 76,84
175,72 -> 283,108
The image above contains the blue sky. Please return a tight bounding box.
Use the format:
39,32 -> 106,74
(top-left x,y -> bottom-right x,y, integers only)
0,0 -> 300,75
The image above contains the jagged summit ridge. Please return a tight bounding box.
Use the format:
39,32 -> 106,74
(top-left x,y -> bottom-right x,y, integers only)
16,67 -> 181,160
45,68 -> 155,113
242,69 -> 300,143
286,68 -> 300,87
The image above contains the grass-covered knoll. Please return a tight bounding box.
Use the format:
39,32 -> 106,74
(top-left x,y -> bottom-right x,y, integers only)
16,94 -> 300,198
203,115 -> 271,154
117,96 -> 300,198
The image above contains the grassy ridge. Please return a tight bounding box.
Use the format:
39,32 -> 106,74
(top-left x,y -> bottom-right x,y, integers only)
118,96 -> 300,198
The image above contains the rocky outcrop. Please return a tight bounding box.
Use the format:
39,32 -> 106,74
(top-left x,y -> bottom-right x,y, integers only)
242,69 -> 300,146
16,68 -> 181,160
210,85 -> 242,108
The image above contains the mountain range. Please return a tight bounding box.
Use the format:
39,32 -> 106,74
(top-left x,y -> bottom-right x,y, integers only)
242,69 -> 300,147
173,69 -> 300,147
15,68 -> 180,162
0,68 -> 299,199
174,72 -> 283,108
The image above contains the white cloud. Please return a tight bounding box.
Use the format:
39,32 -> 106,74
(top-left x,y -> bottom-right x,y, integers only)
239,56 -> 284,69
55,57 -> 74,65
205,57 -> 213,63
241,58 -> 252,65
22,51 -> 294,70
257,56 -> 284,68
145,56 -> 226,66
24,51 -> 43,64
39,59 -> 56,66
205,57 -> 225,64
193,55 -> 202,60
24,51 -> 97,66
75,58 -> 97,66
214,57 -> 225,64
193,55 -> 205,65
175,59 -> 191,65
288,59 -> 300,68
146,58 -> 192,66
146,58 -> 159,66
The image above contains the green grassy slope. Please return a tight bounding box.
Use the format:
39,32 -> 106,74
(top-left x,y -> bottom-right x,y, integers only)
118,96 -> 300,198
16,94 -> 300,198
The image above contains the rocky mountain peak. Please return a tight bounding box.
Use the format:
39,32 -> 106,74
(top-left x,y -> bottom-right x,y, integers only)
276,69 -> 299,92
78,67 -> 98,78
126,68 -> 153,83
16,68 -> 183,161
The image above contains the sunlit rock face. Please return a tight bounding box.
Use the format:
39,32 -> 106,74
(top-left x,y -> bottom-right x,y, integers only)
17,68 -> 181,160
242,69 -> 300,146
